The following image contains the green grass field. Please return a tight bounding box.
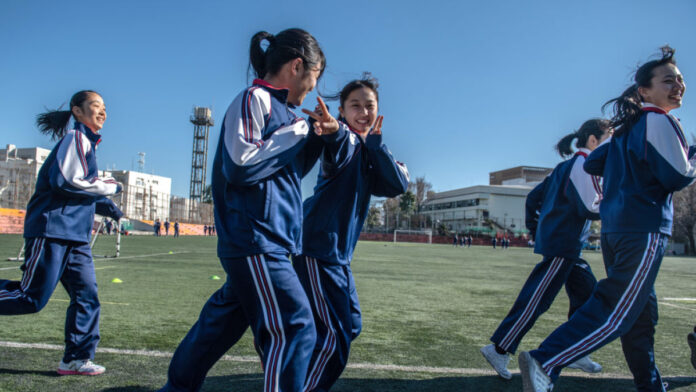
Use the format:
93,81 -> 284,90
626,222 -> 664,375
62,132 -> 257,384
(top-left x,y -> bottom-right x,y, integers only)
0,234 -> 695,391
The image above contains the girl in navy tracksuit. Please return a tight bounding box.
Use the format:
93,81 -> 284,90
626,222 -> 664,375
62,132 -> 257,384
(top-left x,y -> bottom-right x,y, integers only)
294,75 -> 410,392
520,47 -> 690,392
0,90 -> 123,375
161,29 -> 330,392
481,119 -> 611,381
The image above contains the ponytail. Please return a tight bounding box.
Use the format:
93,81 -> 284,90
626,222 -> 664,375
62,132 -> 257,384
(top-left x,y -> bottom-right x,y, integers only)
556,118 -> 612,158
602,84 -> 642,137
35,90 -> 98,140
555,133 -> 577,158
249,31 -> 275,79
248,28 -> 325,80
603,45 -> 677,137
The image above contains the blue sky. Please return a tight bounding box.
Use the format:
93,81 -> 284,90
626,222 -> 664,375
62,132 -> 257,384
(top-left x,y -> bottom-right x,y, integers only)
1,0 -> 695,198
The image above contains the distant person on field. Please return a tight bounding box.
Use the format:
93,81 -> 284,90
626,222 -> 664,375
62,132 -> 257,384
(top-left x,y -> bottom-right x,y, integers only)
174,220 -> 179,238
203,224 -> 207,236
164,219 -> 170,236
0,90 -> 123,376
491,236 -> 497,249
481,118 -> 611,381
105,219 -> 112,235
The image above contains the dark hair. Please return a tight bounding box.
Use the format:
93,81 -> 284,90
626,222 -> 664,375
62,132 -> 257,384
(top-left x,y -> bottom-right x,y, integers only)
36,90 -> 99,140
249,28 -> 325,80
603,46 -> 677,137
556,118 -> 612,158
335,72 -> 380,108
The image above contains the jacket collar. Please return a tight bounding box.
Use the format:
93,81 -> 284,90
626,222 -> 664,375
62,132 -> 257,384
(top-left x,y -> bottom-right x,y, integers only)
253,79 -> 290,104
73,119 -> 102,145
641,102 -> 667,114
575,147 -> 591,158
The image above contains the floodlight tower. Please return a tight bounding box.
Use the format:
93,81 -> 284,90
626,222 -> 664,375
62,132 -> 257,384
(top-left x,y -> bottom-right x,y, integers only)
189,107 -> 214,219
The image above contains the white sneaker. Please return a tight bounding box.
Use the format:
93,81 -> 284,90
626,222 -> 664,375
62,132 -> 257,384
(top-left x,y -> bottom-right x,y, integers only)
480,344 -> 512,380
567,355 -> 602,373
519,351 -> 553,392
57,359 -> 105,376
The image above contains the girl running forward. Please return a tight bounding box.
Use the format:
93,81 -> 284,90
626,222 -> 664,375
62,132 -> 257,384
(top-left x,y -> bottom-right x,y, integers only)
0,90 -> 123,375
481,119 -> 612,380
520,46 -> 690,392
160,28 -> 329,392
294,75 -> 410,391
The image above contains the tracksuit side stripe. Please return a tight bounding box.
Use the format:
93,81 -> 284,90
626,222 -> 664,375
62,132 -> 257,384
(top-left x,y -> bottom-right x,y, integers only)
499,257 -> 564,350
542,233 -> 659,373
20,238 -> 44,291
74,131 -> 89,177
247,255 -> 286,392
0,289 -> 22,301
304,257 -> 337,392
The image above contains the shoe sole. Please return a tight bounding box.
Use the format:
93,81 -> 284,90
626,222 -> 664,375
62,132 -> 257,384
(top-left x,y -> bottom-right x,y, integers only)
480,347 -> 512,380
688,333 -> 696,371
57,369 -> 104,376
518,352 -> 536,392
566,363 -> 602,373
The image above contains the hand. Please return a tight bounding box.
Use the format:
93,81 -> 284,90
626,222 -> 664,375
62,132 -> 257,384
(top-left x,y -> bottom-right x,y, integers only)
370,115 -> 384,135
302,97 -> 339,135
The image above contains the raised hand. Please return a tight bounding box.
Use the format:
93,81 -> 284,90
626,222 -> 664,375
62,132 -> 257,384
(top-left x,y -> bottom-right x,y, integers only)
370,115 -> 384,135
302,97 -> 339,135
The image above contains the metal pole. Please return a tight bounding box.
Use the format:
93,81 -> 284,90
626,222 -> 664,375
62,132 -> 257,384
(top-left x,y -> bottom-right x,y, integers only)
115,219 -> 121,258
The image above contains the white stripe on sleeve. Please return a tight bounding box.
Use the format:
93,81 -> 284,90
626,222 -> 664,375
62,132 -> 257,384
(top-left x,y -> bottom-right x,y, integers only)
57,130 -> 120,196
569,157 -> 599,214
646,112 -> 696,178
224,87 -> 309,167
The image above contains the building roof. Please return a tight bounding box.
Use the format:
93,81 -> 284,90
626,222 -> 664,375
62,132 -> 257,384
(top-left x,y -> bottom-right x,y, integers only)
423,184 -> 532,203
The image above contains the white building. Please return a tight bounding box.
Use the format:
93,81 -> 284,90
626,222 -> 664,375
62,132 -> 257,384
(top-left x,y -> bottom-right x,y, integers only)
0,145 -> 51,209
421,185 -> 532,234
103,170 -> 171,221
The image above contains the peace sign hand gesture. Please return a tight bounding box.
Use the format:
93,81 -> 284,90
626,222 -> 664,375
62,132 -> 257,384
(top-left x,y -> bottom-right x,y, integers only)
302,97 -> 339,136
370,115 -> 384,135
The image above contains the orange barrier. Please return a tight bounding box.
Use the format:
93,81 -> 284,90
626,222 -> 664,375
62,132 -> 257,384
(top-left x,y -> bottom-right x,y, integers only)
0,208 -> 25,234
137,220 -> 211,236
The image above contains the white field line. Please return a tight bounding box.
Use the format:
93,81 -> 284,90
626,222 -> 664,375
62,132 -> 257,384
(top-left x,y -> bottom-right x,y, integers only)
663,297 -> 696,302
0,340 -> 671,379
100,251 -> 191,260
0,266 -> 20,271
2,251 -> 189,270
659,302 -> 696,312
49,298 -> 129,306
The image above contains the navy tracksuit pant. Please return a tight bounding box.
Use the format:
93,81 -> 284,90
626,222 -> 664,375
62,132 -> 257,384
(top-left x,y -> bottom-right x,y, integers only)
162,254 -> 316,392
491,256 -> 597,354
0,237 -> 101,362
531,233 -> 667,392
294,256 -> 362,392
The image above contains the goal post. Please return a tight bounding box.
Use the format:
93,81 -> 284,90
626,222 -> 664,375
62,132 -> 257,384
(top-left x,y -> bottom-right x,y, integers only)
393,229 -> 433,244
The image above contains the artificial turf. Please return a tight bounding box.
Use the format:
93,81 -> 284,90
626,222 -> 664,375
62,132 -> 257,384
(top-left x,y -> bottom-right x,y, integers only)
0,234 -> 695,391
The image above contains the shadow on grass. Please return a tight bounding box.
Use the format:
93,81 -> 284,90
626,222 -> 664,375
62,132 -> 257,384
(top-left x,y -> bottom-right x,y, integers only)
0,367 -> 59,377
97,374 -> 696,392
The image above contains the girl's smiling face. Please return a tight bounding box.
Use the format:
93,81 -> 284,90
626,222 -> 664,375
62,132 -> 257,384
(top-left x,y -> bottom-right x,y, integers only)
639,63 -> 686,112
72,92 -> 106,133
339,87 -> 378,135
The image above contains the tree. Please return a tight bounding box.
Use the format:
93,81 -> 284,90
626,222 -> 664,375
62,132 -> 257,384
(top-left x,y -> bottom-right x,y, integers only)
673,183 -> 696,254
382,197 -> 400,231
366,205 -> 382,230
201,184 -> 213,204
412,176 -> 433,229
399,191 -> 416,228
